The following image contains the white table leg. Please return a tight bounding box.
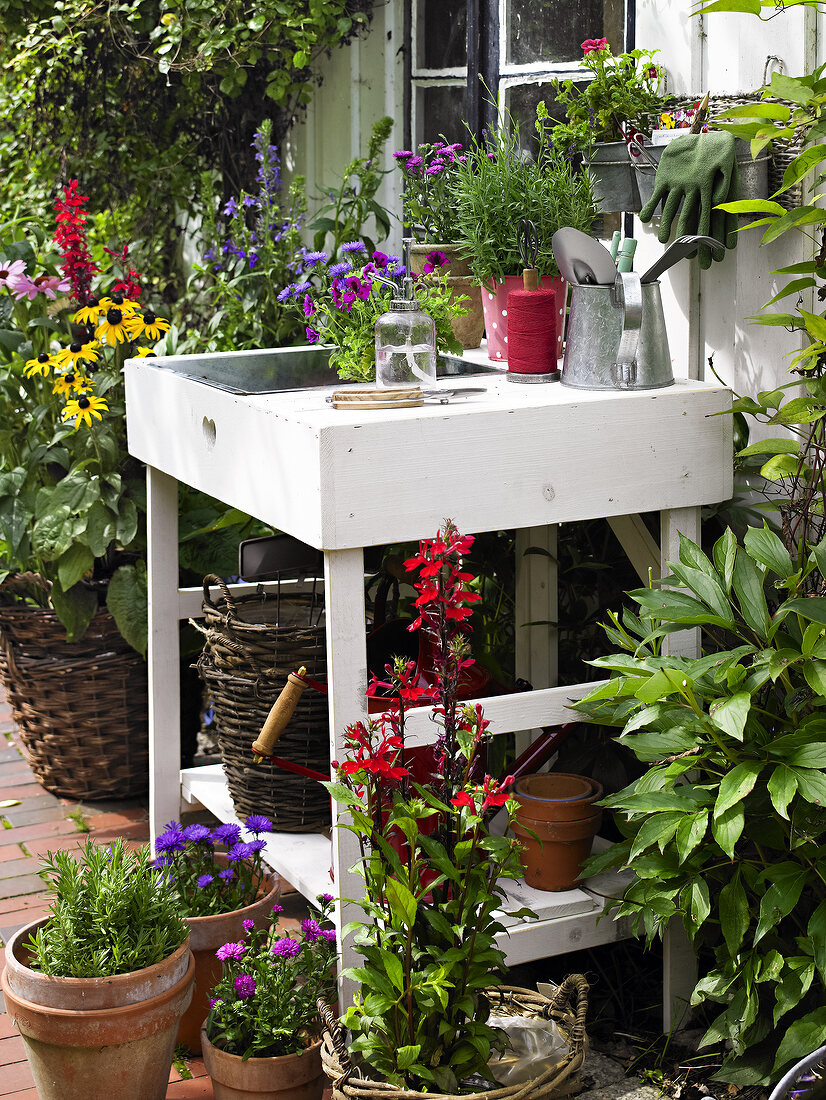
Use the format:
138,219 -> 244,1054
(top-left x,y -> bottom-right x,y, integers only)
660,506 -> 700,1029
514,526 -> 558,757
323,548 -> 368,1010
146,465 -> 181,848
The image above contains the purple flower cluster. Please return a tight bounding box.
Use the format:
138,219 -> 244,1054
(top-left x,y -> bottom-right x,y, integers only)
301,918 -> 322,943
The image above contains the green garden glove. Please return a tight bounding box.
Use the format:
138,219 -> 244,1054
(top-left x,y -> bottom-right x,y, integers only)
639,131 -> 739,269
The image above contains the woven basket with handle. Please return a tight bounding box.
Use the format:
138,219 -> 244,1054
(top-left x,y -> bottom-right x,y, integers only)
0,575 -> 148,800
319,978 -> 589,1100
194,574 -> 330,833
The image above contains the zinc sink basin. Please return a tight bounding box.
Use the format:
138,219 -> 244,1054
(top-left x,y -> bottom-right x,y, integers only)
134,344 -> 500,396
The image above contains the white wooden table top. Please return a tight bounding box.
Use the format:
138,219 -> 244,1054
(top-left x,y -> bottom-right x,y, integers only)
125,362 -> 733,550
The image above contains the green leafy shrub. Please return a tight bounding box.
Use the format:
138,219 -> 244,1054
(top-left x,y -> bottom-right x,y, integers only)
574,524 -> 826,1085
27,838 -> 188,977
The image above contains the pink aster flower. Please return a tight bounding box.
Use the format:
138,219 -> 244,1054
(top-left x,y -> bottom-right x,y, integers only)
216,940 -> 247,962
271,936 -> 301,959
233,973 -> 257,1000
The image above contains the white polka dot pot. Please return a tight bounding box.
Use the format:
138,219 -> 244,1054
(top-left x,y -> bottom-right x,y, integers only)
481,275 -> 567,362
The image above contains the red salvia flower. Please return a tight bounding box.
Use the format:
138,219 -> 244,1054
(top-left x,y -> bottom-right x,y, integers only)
54,180 -> 99,305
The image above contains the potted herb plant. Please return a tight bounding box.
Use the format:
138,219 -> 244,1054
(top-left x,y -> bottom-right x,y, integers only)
0,838 -> 193,1100
201,896 -> 337,1100
320,522 -> 589,1096
550,39 -> 667,212
153,815 -> 282,1054
393,139 -> 485,349
573,525 -> 826,1085
279,247 -> 464,383
451,104 -> 597,362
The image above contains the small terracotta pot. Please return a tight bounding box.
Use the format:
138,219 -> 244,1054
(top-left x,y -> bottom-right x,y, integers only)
514,773 -> 603,823
480,275 -> 566,363
201,1028 -> 325,1100
408,243 -> 485,350
178,861 -> 282,1055
512,808 -> 602,892
1,919 -> 194,1100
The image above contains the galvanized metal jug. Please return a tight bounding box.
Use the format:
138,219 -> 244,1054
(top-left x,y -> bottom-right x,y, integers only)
560,271 -> 674,391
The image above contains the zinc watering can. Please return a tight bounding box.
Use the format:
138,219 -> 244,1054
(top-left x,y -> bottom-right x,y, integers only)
554,232 -> 723,391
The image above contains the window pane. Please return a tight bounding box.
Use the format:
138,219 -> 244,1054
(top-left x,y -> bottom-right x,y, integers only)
505,0 -> 624,65
415,84 -> 468,145
505,81 -> 585,155
417,0 -> 467,69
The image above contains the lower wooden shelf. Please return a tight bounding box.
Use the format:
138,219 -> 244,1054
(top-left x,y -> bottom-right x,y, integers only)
181,763 -> 635,963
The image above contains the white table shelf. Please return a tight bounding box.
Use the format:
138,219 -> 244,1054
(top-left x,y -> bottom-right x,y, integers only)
125,356 -> 732,1030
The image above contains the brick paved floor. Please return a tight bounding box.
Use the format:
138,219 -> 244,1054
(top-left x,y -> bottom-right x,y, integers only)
0,687 -> 311,1099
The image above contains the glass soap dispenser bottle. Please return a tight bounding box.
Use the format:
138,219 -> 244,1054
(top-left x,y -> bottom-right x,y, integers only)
374,240 -> 437,389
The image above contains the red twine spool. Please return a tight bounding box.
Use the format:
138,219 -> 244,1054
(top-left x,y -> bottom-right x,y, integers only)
506,287 -> 557,376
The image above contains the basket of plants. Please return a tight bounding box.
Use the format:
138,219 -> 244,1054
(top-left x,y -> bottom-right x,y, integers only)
319,980 -> 589,1100
0,574 -> 149,800
194,574 -> 329,832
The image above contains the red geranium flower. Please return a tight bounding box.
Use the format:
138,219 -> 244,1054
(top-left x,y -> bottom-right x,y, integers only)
581,37 -> 608,55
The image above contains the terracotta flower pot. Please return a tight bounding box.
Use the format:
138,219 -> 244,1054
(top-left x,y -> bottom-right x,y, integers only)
1,918 -> 194,1100
480,274 -> 566,363
514,773 -> 603,823
512,809 -> 603,892
177,862 -> 282,1054
408,243 -> 485,350
201,1028 -> 325,1100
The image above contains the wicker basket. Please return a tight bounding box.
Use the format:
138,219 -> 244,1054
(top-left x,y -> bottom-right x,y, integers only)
195,575 -> 330,833
319,979 -> 589,1100
0,579 -> 149,800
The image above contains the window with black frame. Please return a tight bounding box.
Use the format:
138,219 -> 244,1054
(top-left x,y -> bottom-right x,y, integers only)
408,0 -> 627,150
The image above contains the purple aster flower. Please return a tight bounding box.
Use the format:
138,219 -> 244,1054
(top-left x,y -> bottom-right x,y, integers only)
277,283 -> 296,302
301,918 -> 322,943
320,893 -> 334,903
248,838 -> 267,854
321,929 -> 337,944
216,941 -> 247,962
271,936 -> 301,959
156,829 -> 187,854
245,814 -> 274,834
272,904 -> 284,914
184,823 -> 212,843
407,155 -> 424,172
425,164 -> 444,176
219,868 -> 236,882
212,823 -> 243,846
293,280 -> 311,297
242,919 -> 255,932
196,873 -> 215,888
393,150 -> 414,160
302,251 -> 328,268
228,841 -> 255,863
341,241 -> 366,255
328,260 -> 351,278
306,326 -> 319,343
223,197 -> 239,216
234,973 -> 257,1000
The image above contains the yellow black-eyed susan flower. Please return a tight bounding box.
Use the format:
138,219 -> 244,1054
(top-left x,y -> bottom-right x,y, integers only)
126,310 -> 171,342
62,393 -> 108,430
52,371 -> 92,397
56,341 -> 100,369
73,298 -> 102,326
134,347 -> 157,358
24,352 -> 57,378
98,294 -> 139,316
96,307 -> 132,346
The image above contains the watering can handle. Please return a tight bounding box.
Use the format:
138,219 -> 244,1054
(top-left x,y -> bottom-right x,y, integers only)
611,271 -> 643,388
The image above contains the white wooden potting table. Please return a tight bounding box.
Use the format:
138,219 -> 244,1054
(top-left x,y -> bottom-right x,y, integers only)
124,358 -> 732,1028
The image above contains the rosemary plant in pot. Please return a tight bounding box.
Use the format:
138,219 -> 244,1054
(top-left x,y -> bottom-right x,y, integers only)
0,838 -> 193,1100
153,816 -> 282,1054
451,105 -> 597,362
201,896 -> 337,1100
394,139 -> 485,349
320,522 -> 590,1098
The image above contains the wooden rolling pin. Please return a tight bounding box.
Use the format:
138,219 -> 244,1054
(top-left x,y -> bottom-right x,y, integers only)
251,667 -> 308,764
